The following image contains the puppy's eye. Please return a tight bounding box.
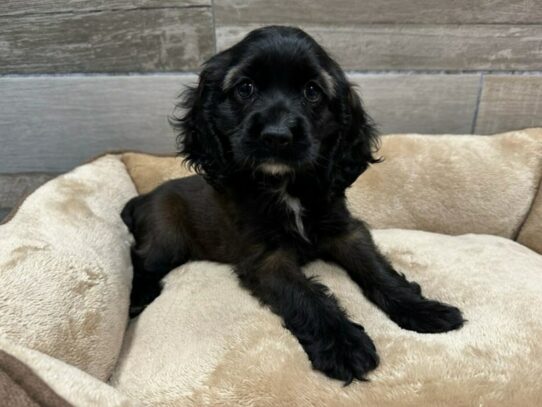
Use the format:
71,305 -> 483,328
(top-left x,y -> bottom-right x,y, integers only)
236,79 -> 255,99
304,82 -> 322,103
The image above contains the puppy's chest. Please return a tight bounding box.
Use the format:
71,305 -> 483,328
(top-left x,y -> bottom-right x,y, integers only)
277,191 -> 310,242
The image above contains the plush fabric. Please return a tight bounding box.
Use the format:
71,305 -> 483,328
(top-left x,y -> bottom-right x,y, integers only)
121,129 -> 542,246
0,338 -> 135,407
0,349 -> 72,407
0,129 -> 541,406
0,155 -> 136,380
348,128 -> 542,239
517,176 -> 542,253
121,152 -> 192,195
110,231 -> 542,406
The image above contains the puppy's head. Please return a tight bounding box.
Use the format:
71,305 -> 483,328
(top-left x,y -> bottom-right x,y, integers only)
173,26 -> 379,193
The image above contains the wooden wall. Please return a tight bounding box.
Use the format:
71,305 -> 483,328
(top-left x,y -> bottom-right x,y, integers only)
1,0 -> 542,218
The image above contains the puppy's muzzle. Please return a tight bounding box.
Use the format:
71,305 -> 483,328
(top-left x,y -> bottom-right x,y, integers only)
261,124 -> 293,150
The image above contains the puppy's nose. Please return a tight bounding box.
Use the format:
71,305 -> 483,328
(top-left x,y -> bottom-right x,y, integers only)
261,125 -> 293,149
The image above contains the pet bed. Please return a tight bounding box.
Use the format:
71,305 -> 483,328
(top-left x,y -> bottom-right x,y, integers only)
0,129 -> 541,406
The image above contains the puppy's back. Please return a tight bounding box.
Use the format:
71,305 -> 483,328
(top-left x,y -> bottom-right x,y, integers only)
121,175 -> 239,266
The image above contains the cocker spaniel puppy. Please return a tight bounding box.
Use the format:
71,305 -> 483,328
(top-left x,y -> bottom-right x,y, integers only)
121,26 -> 464,384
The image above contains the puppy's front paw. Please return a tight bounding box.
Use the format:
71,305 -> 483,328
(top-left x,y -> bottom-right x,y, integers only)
129,281 -> 162,318
304,321 -> 379,384
390,298 -> 464,334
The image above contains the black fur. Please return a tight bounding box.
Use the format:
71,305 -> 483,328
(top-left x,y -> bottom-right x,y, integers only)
122,26 -> 464,384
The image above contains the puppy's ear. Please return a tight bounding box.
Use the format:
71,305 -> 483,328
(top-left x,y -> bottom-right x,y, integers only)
171,54 -> 230,188
329,84 -> 380,195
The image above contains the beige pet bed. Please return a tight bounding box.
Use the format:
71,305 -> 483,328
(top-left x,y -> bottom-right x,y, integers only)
0,129 -> 541,406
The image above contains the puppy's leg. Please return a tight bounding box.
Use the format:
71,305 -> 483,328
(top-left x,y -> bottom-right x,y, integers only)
321,220 -> 464,333
122,195 -> 189,317
236,249 -> 379,384
129,245 -> 180,318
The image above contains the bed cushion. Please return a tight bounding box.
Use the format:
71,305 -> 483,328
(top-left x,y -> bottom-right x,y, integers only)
517,177 -> 542,254
0,338 -> 135,407
348,128 -> 542,239
121,129 -> 542,245
0,155 -> 136,380
0,129 -> 540,405
110,230 -> 542,406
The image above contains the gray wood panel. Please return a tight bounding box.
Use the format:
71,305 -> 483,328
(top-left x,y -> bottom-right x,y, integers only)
0,173 -> 56,209
216,24 -> 542,71
0,7 -> 214,73
1,74 -> 483,174
0,75 -> 197,173
215,0 -> 542,24
474,75 -> 542,134
2,0 -> 210,16
352,74 -> 481,135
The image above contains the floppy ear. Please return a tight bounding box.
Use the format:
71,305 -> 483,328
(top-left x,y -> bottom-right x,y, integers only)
170,56 -> 231,189
328,84 -> 380,195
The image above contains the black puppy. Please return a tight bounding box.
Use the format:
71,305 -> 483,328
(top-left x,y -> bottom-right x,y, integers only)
121,26 -> 464,384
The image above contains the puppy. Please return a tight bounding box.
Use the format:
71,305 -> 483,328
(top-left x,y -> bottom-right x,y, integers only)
121,26 -> 464,384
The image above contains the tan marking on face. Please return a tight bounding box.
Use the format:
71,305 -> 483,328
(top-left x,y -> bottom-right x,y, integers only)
320,70 -> 336,98
223,64 -> 243,91
258,163 -> 292,175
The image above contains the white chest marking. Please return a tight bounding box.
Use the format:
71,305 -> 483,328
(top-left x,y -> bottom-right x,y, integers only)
282,193 -> 309,242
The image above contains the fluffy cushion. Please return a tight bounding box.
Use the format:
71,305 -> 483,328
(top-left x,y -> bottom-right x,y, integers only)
517,179 -> 542,254
0,338 -> 135,407
1,130 -> 540,405
121,129 -> 542,246
121,152 -> 191,195
348,128 -> 542,239
0,155 -> 136,380
111,230 -> 542,406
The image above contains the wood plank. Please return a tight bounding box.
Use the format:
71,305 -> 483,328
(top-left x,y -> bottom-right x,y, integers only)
352,74 -> 481,135
0,75 -> 197,173
0,7 -> 214,73
216,24 -> 542,71
474,75 -> 542,134
0,173 -> 56,209
0,73 -> 483,174
215,0 -> 542,25
2,0 -> 210,16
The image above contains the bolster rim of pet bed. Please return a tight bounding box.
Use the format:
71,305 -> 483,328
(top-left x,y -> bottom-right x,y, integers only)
0,128 -> 541,406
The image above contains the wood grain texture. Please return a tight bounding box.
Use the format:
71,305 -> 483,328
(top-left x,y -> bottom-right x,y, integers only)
2,0 -> 210,16
352,74 -> 481,135
0,73 -> 484,174
475,75 -> 542,134
216,24 -> 542,71
0,7 -> 214,73
0,173 -> 56,208
215,0 -> 542,24
0,75 -> 197,173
